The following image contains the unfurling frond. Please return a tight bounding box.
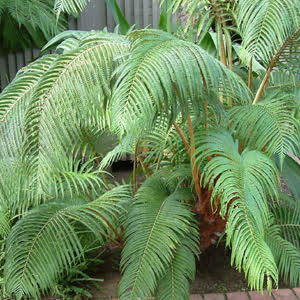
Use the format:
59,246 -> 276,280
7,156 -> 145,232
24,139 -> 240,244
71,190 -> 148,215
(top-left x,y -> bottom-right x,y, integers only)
4,185 -> 130,300
195,128 -> 279,291
119,176 -> 199,299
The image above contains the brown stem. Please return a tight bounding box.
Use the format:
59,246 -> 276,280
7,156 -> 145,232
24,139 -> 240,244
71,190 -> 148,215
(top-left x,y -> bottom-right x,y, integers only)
253,27 -> 300,104
253,66 -> 272,104
173,121 -> 190,153
204,100 -> 209,130
87,208 -> 124,247
218,22 -> 227,67
138,155 -> 151,178
248,57 -> 253,90
155,152 -> 163,172
187,115 -> 202,201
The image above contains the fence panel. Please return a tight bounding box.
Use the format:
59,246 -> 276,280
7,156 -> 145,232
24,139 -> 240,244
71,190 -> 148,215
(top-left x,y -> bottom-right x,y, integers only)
0,0 -> 161,91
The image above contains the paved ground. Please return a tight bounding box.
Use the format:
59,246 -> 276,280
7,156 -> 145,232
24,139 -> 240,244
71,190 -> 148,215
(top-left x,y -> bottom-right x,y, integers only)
191,288 -> 300,300
112,288 -> 300,299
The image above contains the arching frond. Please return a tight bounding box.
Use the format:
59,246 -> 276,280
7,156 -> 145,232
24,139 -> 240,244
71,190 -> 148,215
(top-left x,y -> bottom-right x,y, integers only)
195,128 -> 279,291
4,185 -> 130,300
236,0 -> 300,67
0,55 -> 56,157
229,94 -> 299,166
267,225 -> 300,286
156,242 -> 197,300
110,29 -> 251,135
272,202 -> 300,249
119,176 -> 199,299
20,34 -> 129,204
54,0 -> 90,18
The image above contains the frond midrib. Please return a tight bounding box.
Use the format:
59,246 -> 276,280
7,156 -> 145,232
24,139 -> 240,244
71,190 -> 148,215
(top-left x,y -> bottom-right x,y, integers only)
129,197 -> 168,298
18,207 -> 68,291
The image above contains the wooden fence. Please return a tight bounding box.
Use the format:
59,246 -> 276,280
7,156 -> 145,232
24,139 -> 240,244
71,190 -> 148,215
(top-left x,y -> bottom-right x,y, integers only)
0,0 -> 161,91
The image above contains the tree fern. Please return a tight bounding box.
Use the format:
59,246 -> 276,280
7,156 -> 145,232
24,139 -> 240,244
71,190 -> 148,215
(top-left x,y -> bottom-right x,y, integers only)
119,176 -> 199,299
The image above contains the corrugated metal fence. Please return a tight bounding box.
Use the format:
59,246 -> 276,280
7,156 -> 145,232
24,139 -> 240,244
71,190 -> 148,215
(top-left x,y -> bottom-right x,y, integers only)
0,0 -> 161,91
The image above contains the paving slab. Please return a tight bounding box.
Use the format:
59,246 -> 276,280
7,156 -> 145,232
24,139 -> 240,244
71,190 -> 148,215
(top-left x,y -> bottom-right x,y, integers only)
226,291 -> 249,300
203,293 -> 226,300
272,289 -> 297,300
248,290 -> 273,300
190,295 -> 204,300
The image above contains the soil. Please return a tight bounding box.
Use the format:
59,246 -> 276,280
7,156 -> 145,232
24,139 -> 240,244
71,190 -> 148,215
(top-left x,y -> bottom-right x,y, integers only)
84,245 -> 290,299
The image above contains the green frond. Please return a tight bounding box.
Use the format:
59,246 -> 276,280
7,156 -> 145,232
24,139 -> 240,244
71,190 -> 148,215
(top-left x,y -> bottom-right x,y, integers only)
47,151 -> 108,199
229,94 -> 299,166
4,185 -> 130,299
272,202 -> 300,249
236,0 -> 300,66
140,114 -> 184,166
0,205 -> 10,238
110,29 -> 251,134
0,55 -> 56,158
54,0 -> 90,18
195,128 -> 279,291
19,34 -> 129,203
119,176 -> 199,299
267,225 -> 300,286
156,242 -> 197,300
1,0 -> 67,50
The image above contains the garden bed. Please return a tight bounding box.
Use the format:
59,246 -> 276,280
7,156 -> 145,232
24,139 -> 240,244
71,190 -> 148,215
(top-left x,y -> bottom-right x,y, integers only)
84,245 -> 291,299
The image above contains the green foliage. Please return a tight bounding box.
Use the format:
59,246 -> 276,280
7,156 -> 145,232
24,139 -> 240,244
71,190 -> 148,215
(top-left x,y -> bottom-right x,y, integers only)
156,242 -> 197,300
195,129 -> 279,290
0,0 -> 67,51
236,0 -> 300,67
229,94 -> 299,166
0,0 -> 300,298
119,176 -> 199,299
4,185 -> 130,299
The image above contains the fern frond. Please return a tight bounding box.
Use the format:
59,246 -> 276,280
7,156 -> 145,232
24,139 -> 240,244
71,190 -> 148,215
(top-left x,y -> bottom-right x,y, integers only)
111,29 -> 251,134
236,0 -> 300,67
20,34 -> 129,203
4,185 -> 130,299
195,128 -> 279,291
272,202 -> 300,249
2,0 -> 67,50
229,94 -> 299,166
156,242 -> 197,300
119,176 -> 199,299
267,225 -> 300,286
54,0 -> 90,18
